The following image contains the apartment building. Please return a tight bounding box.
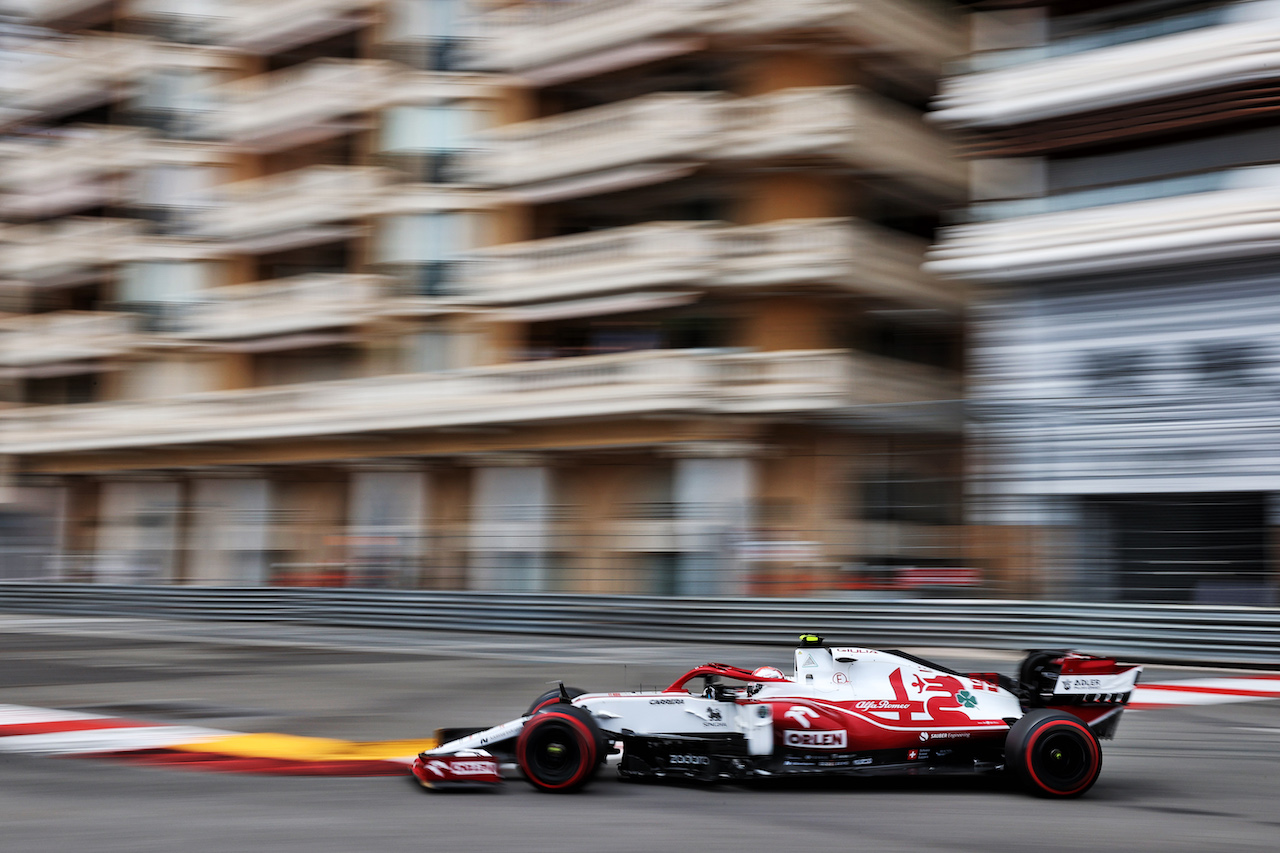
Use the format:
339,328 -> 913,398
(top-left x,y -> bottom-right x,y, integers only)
0,0 -> 970,596
930,0 -> 1280,603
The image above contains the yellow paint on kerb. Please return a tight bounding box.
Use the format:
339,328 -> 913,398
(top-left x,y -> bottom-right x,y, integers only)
168,733 -> 438,762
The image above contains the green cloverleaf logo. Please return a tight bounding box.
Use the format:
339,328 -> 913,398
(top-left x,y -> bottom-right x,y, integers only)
955,690 -> 978,708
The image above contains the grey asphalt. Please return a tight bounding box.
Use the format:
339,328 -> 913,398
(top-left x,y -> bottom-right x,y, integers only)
1,615 -> 1278,852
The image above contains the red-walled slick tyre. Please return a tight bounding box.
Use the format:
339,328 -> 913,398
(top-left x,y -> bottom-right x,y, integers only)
1005,710 -> 1102,798
516,706 -> 603,793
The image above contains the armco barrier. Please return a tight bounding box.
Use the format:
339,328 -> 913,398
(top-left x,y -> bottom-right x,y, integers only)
1,583 -> 1278,665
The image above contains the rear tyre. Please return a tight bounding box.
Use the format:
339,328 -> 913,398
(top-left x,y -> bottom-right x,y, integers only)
516,706 -> 603,793
1005,710 -> 1102,798
525,686 -> 586,716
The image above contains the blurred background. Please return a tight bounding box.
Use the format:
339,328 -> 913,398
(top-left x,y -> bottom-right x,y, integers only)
0,0 -> 1276,608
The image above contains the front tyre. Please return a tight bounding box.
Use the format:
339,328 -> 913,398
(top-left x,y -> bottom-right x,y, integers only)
516,706 -> 603,793
525,686 -> 587,717
1005,710 -> 1102,798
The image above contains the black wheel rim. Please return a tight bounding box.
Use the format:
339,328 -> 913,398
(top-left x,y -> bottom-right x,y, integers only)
1033,730 -> 1091,790
525,721 -> 583,786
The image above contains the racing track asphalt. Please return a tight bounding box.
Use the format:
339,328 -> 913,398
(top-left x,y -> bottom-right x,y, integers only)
1,615 -> 1278,853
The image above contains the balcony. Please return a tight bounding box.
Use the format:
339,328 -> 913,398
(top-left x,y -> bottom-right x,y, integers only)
15,0 -> 111,27
0,311 -> 139,369
729,0 -> 963,79
0,127 -> 231,219
174,274 -> 391,340
203,59 -> 397,151
0,349 -> 960,454
0,218 -> 144,284
195,166 -> 393,246
473,87 -> 961,199
713,349 -> 960,417
465,218 -> 959,310
465,221 -> 719,303
932,11 -> 1280,130
205,0 -> 378,54
726,86 -> 964,201
2,35 -> 234,125
926,166 -> 1280,282
471,92 -> 726,188
718,219 -> 960,309
478,0 -> 960,79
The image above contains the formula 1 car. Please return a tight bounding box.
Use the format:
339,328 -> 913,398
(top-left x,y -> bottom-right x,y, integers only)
413,635 -> 1141,798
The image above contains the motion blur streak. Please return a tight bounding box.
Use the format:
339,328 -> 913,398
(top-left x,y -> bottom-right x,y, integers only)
0,703 -> 431,774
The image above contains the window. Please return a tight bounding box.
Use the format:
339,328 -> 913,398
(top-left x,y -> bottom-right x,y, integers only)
383,0 -> 471,70
117,261 -> 213,331
376,212 -> 479,296
379,104 -> 484,182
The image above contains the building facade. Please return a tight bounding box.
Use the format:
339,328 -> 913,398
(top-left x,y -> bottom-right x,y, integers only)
0,0 -> 970,596
931,0 -> 1280,603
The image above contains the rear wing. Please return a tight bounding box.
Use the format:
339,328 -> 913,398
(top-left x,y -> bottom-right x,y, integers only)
981,650 -> 1143,739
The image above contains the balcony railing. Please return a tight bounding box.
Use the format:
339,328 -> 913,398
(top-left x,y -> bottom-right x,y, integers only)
479,0 -> 734,71
16,0 -> 110,25
731,0 -> 963,77
203,59 -> 397,146
195,166 -> 392,240
477,0 -> 960,77
0,126 -> 149,192
0,127 -> 230,218
4,35 -> 232,121
726,86 -> 964,200
927,166 -> 1280,282
175,274 -> 391,339
473,87 -> 961,197
0,311 -> 139,367
471,92 -> 726,186
933,12 -> 1280,128
718,218 -> 960,309
0,218 -> 144,282
465,221 -> 720,303
206,0 -> 378,53
1,349 -> 959,454
465,218 -> 959,310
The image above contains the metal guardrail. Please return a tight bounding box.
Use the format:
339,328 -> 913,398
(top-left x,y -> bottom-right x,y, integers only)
1,582 -> 1277,665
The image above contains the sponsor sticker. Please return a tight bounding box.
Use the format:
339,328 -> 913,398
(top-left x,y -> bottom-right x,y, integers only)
424,759 -> 496,777
783,730 -> 848,749
855,700 -> 913,711
954,690 -> 979,708
853,757 -> 873,766
785,706 -> 820,728
649,698 -> 684,705
929,732 -> 971,740
669,754 -> 710,766
1054,672 -> 1138,695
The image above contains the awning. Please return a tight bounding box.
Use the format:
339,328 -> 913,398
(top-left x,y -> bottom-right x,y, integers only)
502,290 -> 698,323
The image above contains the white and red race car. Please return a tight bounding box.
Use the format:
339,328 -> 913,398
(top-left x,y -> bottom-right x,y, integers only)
413,635 -> 1141,798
